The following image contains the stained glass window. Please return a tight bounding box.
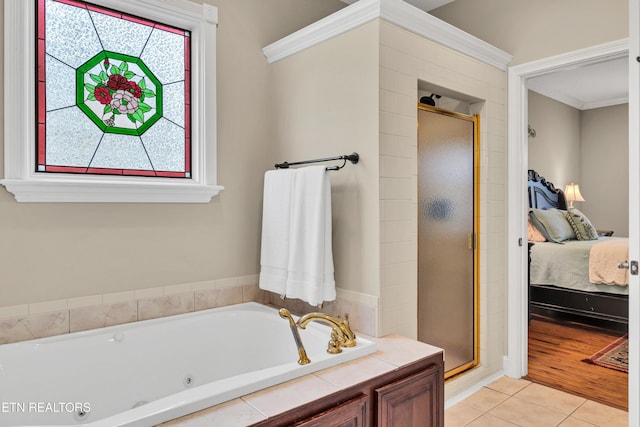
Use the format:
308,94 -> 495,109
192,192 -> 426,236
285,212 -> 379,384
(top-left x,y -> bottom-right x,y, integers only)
37,0 -> 192,178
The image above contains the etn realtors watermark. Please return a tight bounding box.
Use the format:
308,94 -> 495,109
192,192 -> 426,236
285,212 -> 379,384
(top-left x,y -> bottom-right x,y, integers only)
1,401 -> 90,414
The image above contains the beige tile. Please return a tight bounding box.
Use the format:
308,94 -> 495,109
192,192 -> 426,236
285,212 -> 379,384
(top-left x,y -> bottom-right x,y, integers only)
460,387 -> 510,412
69,302 -> 137,332
0,304 -> 28,319
467,413 -> 519,427
158,398 -> 266,426
314,355 -> 396,389
572,400 -> 628,427
489,397 -> 568,427
0,311 -> 69,344
559,417 -> 600,427
486,376 -> 531,396
514,383 -> 586,415
241,375 -> 339,417
138,293 -> 194,321
373,334 -> 442,367
194,287 -> 243,311
444,402 -> 484,427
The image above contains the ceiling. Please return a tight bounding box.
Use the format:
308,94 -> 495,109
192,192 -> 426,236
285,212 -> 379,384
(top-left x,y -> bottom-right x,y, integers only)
527,56 -> 629,110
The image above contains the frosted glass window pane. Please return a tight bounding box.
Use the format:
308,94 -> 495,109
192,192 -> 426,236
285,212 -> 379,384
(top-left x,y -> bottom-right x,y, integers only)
46,108 -> 103,167
89,11 -> 153,57
37,0 -> 191,178
141,119 -> 185,172
140,29 -> 185,84
163,82 -> 185,127
90,134 -> 153,171
46,57 -> 75,111
45,0 -> 101,68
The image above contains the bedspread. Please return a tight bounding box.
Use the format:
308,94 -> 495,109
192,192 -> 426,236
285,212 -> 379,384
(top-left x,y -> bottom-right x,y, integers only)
589,237 -> 629,286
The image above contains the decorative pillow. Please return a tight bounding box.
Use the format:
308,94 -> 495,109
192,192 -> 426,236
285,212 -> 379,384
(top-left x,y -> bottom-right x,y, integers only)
527,217 -> 546,242
565,208 -> 599,240
528,208 -> 576,243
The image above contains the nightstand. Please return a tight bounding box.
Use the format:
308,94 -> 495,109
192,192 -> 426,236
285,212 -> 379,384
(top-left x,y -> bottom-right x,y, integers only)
597,230 -> 614,237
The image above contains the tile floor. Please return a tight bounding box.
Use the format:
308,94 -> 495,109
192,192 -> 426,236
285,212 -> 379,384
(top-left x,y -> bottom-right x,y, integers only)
445,376 -> 628,427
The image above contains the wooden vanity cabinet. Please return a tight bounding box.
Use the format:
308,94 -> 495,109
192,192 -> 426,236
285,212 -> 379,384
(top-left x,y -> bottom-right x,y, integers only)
251,351 -> 444,427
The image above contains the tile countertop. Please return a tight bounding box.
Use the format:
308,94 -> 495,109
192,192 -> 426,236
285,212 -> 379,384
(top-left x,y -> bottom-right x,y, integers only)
160,334 -> 443,426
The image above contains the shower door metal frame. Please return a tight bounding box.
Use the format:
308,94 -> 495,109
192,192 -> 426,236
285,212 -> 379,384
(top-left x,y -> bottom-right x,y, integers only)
417,104 -> 480,380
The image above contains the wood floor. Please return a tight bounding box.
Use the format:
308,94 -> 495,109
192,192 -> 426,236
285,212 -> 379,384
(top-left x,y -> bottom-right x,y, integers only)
525,313 -> 628,411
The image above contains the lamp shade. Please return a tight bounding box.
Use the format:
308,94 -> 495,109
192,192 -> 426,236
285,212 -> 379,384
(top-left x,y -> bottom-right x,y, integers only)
564,183 -> 585,208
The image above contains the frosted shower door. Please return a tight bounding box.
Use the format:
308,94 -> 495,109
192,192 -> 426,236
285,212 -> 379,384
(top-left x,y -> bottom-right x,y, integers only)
417,107 -> 478,378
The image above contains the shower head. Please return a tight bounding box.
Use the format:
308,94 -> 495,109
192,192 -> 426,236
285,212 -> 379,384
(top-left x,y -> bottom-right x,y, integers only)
420,93 -> 441,106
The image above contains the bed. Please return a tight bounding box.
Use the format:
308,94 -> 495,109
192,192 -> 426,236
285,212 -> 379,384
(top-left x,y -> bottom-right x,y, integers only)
527,169 -> 629,326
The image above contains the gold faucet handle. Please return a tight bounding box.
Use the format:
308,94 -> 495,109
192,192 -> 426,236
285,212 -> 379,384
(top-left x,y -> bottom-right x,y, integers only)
327,328 -> 343,354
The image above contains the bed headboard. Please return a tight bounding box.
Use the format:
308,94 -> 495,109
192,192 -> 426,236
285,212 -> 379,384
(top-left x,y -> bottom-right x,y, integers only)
527,170 -> 567,210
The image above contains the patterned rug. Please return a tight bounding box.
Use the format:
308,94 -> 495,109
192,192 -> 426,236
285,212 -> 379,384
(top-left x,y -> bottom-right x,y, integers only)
582,335 -> 628,373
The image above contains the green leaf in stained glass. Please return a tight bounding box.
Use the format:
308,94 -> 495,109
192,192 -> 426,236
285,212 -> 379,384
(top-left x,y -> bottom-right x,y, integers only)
143,89 -> 155,98
90,74 -> 103,84
124,71 -> 135,79
111,65 -> 121,75
104,104 -> 112,114
100,71 -> 109,80
139,78 -> 146,90
127,113 -> 136,123
133,109 -> 145,123
138,102 -> 151,113
85,83 -> 96,92
120,62 -> 128,72
87,93 -> 96,101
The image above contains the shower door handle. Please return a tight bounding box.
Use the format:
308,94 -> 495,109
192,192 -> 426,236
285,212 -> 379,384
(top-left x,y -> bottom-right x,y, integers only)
467,232 -> 476,250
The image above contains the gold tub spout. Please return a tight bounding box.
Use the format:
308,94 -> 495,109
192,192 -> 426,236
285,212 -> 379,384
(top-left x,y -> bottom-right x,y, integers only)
279,308 -> 311,365
296,312 -> 357,354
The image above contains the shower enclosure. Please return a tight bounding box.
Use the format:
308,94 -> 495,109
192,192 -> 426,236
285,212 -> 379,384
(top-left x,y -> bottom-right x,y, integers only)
417,105 -> 479,379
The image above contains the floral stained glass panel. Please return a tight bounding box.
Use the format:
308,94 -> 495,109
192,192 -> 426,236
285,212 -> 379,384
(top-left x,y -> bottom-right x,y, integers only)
37,0 -> 192,178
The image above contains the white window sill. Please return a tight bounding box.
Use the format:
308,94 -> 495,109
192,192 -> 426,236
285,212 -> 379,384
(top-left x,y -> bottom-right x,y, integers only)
0,179 -> 223,203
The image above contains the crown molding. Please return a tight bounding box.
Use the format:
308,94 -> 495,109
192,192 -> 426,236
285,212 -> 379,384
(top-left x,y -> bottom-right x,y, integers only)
262,0 -> 512,70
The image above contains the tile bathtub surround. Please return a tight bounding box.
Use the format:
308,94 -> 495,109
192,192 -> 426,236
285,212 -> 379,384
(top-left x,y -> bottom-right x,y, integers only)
0,278 -> 375,345
445,377 -> 628,427
0,276 -> 267,344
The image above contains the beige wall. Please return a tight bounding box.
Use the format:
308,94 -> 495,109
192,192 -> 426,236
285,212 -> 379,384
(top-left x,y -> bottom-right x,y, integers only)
0,0 -> 345,308
528,91 -> 582,187
581,104 -> 629,236
528,93 -> 629,236
268,16 -> 509,397
431,0 -> 628,65
269,21 -> 381,301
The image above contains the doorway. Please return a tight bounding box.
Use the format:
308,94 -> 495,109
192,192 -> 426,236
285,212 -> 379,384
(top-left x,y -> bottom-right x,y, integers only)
417,104 -> 480,379
506,39 -> 637,418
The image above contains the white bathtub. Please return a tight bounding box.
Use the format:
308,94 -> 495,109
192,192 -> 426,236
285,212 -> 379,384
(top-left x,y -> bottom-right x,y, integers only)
0,302 -> 376,427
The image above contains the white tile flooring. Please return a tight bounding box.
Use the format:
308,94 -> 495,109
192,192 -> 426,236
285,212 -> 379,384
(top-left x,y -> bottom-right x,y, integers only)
445,377 -> 628,427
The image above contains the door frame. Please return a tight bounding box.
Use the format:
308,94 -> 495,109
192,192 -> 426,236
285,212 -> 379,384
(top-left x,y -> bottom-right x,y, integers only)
505,39 -> 630,377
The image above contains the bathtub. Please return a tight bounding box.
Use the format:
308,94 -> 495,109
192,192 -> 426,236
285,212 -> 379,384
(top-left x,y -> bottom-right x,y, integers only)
0,302 -> 376,427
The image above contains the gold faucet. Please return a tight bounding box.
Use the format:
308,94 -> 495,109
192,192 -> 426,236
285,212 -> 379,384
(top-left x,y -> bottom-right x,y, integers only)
296,312 -> 357,354
279,308 -> 311,365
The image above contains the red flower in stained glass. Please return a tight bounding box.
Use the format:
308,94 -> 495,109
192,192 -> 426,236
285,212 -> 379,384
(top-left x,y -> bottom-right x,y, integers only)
127,81 -> 142,98
108,74 -> 129,90
94,86 -> 112,105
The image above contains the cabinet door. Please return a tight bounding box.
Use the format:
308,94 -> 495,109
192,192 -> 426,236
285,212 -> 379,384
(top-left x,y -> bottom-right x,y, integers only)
293,394 -> 369,427
376,366 -> 443,427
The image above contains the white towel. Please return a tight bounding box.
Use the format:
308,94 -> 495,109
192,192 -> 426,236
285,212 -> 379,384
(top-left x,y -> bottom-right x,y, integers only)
285,166 -> 336,306
259,169 -> 296,296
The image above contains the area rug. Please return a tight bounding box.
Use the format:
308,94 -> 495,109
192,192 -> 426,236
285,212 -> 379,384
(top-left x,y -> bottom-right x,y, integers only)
582,335 -> 628,373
